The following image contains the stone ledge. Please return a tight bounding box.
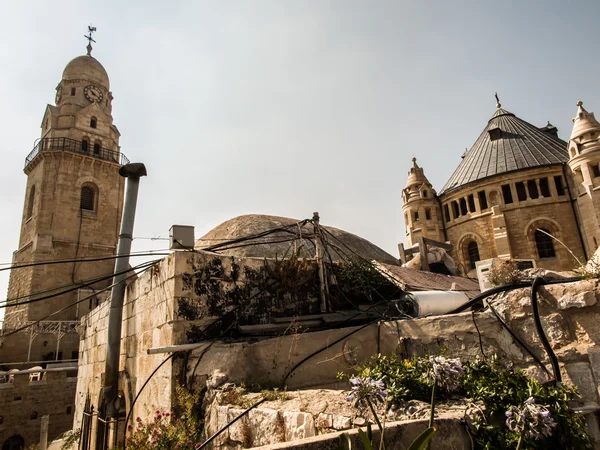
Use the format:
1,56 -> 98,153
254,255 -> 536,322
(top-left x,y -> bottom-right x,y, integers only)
252,417 -> 469,450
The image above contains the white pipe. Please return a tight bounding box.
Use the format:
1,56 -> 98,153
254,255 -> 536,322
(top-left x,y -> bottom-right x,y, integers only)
405,291 -> 470,317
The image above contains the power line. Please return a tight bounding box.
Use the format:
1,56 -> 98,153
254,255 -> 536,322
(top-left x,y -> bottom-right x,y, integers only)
0,251 -> 171,272
0,259 -> 160,309
0,261 -> 156,338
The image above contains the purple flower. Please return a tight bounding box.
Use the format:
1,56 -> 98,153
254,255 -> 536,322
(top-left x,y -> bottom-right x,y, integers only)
344,376 -> 388,405
505,397 -> 557,440
422,356 -> 464,391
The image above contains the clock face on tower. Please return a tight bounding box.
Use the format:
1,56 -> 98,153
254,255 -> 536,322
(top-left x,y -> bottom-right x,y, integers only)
84,85 -> 103,103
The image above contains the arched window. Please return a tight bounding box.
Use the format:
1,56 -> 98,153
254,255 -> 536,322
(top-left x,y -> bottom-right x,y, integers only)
94,142 -> 101,155
535,229 -> 555,258
81,138 -> 89,153
2,435 -> 25,450
80,186 -> 96,211
467,241 -> 480,270
29,411 -> 38,420
90,117 -> 97,128
26,185 -> 35,219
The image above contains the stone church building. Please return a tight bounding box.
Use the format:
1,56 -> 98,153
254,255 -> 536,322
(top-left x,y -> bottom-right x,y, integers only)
402,100 -> 600,274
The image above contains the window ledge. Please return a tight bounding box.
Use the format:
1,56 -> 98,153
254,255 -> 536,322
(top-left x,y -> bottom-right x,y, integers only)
79,210 -> 97,219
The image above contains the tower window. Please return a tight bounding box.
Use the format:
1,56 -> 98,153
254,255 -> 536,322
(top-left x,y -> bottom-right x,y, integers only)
30,411 -> 38,420
71,87 -> 76,96
27,185 -> 35,219
467,194 -> 476,212
478,191 -> 488,210
90,117 -> 97,129
443,204 -> 450,222
554,176 -> 565,196
535,229 -> 555,258
459,198 -> 468,215
527,180 -> 539,199
515,182 -> 527,201
81,139 -> 89,153
451,201 -> 460,219
425,208 -> 431,220
94,142 -> 101,155
539,178 -> 551,197
413,211 -> 419,222
466,241 -> 480,270
592,163 -> 600,178
501,184 -> 513,204
422,190 -> 428,198
80,186 -> 96,211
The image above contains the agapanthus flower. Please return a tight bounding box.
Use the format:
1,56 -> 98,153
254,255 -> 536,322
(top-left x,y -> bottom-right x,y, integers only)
345,376 -> 388,405
505,397 -> 557,440
422,356 -> 464,391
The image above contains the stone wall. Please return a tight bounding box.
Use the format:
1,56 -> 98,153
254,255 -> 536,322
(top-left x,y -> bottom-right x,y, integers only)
0,369 -> 77,448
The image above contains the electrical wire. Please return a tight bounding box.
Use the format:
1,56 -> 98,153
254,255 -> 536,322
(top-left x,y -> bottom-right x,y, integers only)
0,251 -> 171,272
446,277 -> 583,315
0,262 -> 155,338
471,310 -> 487,359
0,260 -> 160,308
123,351 -> 179,445
530,277 -> 561,383
487,303 -> 552,379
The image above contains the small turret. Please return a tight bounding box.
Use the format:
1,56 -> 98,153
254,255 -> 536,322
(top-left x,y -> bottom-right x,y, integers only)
401,158 -> 444,247
567,101 -> 600,255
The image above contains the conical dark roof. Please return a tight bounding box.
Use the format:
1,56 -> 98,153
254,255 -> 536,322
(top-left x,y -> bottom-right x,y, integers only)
439,107 -> 569,195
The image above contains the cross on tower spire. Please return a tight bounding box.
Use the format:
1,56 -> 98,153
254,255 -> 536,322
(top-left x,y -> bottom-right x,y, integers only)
84,25 -> 97,56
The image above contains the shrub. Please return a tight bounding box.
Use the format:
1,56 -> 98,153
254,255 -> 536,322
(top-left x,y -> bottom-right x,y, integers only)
487,260 -> 524,287
341,354 -> 591,450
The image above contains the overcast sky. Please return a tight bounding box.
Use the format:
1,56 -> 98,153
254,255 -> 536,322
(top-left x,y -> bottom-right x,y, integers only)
2,1 -> 600,321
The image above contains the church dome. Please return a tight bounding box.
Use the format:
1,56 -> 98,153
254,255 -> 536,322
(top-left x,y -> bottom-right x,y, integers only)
196,214 -> 399,265
62,55 -> 109,89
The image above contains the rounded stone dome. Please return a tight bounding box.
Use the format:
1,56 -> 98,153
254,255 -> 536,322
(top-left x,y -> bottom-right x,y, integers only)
196,214 -> 399,265
62,55 -> 109,89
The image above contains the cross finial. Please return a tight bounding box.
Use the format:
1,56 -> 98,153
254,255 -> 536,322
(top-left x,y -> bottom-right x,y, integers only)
495,92 -> 501,109
84,25 -> 97,56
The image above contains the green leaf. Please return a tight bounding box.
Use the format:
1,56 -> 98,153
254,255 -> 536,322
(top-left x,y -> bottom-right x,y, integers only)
357,428 -> 374,450
367,422 -> 373,443
406,427 -> 436,450
338,433 -> 352,450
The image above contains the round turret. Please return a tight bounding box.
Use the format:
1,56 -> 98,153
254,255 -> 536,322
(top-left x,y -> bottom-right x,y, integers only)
62,55 -> 110,90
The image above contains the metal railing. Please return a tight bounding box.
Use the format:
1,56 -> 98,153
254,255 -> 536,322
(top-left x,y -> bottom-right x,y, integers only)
25,137 -> 129,169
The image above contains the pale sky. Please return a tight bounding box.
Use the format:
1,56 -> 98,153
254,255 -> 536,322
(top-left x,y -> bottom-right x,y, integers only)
2,1 -> 600,321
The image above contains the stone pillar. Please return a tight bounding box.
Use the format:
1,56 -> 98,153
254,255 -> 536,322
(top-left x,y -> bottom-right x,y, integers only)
39,415 -> 49,450
492,206 -> 511,259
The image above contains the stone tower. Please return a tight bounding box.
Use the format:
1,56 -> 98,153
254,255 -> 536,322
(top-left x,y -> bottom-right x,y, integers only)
402,158 -> 444,247
4,45 -> 127,329
568,101 -> 600,255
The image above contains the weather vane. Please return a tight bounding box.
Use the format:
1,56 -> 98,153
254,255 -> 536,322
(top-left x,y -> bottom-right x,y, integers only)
84,25 -> 97,56
495,92 -> 501,108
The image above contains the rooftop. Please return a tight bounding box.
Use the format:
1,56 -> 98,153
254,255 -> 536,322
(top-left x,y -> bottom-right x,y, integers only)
440,107 -> 569,195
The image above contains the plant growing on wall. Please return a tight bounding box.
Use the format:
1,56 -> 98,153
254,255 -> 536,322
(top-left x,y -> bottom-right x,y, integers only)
340,354 -> 591,450
486,260 -> 524,287
124,386 -> 204,450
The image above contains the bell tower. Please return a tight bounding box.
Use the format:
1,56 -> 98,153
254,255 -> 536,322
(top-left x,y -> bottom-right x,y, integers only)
567,101 -> 600,255
4,41 -> 127,329
402,158 -> 444,247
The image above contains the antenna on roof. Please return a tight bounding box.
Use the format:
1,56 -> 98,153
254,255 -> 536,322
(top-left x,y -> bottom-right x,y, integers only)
495,92 -> 501,109
84,25 -> 97,56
